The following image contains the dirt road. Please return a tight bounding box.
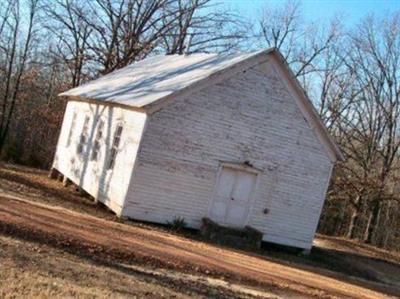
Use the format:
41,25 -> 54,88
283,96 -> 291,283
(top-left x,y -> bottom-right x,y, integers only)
0,194 -> 397,299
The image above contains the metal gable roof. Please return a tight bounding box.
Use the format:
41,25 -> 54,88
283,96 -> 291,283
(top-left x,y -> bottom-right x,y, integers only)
59,50 -> 267,108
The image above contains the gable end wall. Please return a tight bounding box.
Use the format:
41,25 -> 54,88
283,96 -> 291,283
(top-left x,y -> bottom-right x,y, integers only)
122,58 -> 333,249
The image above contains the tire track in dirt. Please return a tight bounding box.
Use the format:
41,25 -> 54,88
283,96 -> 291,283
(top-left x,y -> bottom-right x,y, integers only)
0,195 -> 397,299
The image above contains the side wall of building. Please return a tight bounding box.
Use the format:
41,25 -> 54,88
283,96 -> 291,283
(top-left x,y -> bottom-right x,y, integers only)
52,100 -> 147,215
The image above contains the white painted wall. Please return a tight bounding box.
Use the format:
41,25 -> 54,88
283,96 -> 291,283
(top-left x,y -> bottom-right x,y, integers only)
53,101 -> 147,215
123,57 -> 333,249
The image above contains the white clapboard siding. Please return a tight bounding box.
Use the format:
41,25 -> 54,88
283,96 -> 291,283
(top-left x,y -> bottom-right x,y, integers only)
53,101 -> 147,215
123,57 -> 333,249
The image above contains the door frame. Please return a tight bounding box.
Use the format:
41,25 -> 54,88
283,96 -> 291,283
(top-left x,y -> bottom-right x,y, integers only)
207,161 -> 262,227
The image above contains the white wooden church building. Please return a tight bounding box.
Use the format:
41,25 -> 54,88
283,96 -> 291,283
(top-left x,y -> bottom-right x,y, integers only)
52,48 -> 343,250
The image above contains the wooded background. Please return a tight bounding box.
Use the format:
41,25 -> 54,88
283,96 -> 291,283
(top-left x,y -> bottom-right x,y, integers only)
0,0 -> 399,251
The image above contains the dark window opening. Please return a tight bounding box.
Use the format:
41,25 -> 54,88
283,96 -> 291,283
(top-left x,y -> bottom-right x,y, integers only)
91,119 -> 104,161
108,124 -> 123,169
77,116 -> 90,155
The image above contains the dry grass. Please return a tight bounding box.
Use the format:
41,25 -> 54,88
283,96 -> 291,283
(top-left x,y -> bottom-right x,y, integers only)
0,235 -> 186,299
0,234 -> 273,299
0,163 -> 113,219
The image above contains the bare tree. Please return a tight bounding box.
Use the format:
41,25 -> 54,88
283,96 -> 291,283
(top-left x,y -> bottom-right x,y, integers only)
161,0 -> 248,55
257,0 -> 339,79
43,0 -> 92,87
349,14 -> 400,243
321,13 -> 400,246
0,0 -> 39,152
80,0 -> 179,73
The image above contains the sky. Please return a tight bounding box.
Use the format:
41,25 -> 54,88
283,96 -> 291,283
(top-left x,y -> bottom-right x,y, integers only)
218,0 -> 399,26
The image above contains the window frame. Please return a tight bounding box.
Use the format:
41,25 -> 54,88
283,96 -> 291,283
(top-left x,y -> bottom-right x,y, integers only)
107,123 -> 123,170
77,115 -> 90,155
91,118 -> 105,161
66,110 -> 77,147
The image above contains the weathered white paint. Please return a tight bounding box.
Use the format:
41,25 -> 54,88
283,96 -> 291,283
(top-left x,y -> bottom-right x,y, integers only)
53,50 -> 340,250
52,100 -> 147,215
121,57 -> 333,249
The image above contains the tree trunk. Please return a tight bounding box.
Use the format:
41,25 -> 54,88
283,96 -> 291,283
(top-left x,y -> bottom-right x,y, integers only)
381,201 -> 391,248
365,201 -> 381,244
347,209 -> 358,239
334,200 -> 347,236
363,211 -> 373,242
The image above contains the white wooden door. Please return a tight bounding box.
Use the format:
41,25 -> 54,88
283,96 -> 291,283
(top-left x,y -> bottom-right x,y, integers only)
209,167 -> 257,228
